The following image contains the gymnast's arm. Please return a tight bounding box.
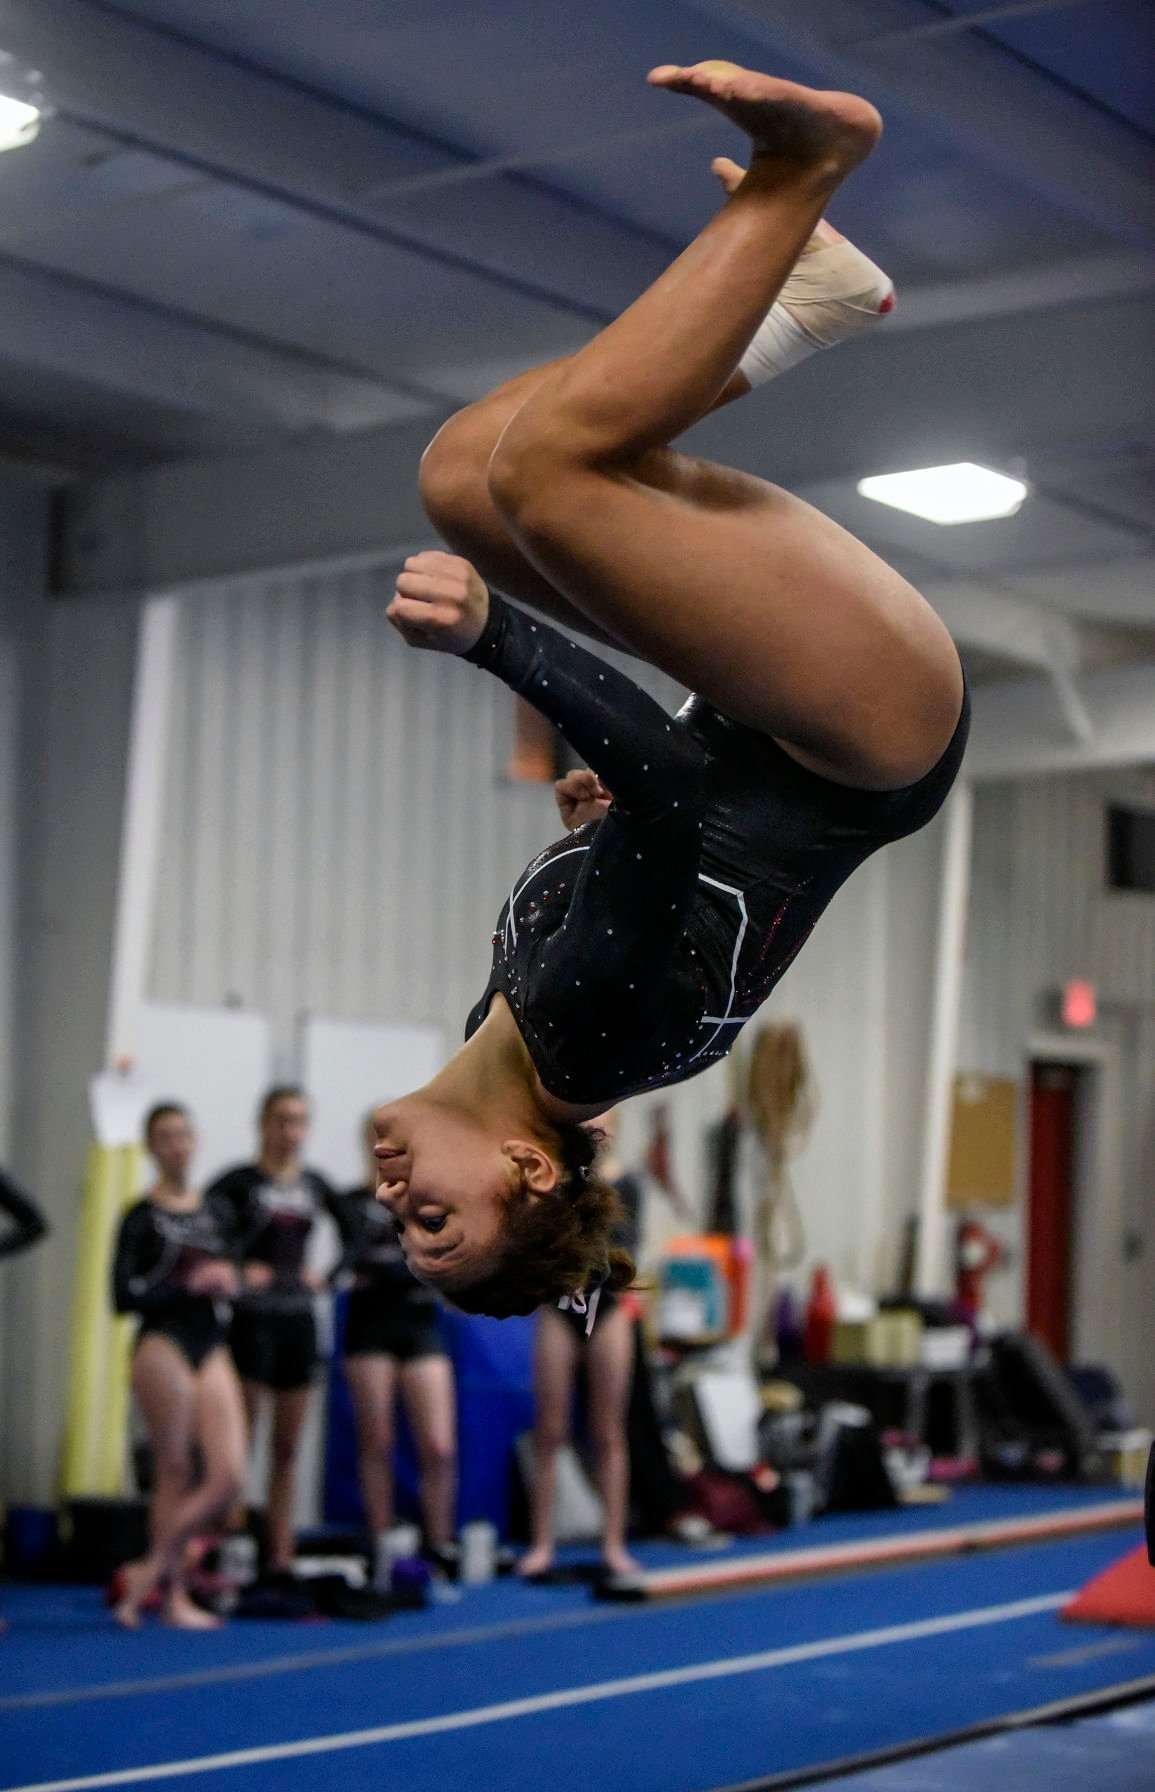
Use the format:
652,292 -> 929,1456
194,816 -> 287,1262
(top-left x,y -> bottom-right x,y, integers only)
387,551 -> 706,817
111,1203 -> 172,1316
0,1165 -> 48,1258
389,554 -> 707,1035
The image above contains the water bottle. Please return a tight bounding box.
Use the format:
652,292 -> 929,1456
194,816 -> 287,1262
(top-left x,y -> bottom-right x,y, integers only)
459,1519 -> 497,1585
373,1522 -> 422,1591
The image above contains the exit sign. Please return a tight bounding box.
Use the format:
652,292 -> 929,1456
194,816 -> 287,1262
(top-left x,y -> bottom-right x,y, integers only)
1062,979 -> 1097,1028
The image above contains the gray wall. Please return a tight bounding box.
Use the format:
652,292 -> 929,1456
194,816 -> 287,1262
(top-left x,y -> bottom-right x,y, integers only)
961,771 -> 1155,1419
0,494 -> 140,1500
0,481 -> 48,1158
0,481 -> 48,1495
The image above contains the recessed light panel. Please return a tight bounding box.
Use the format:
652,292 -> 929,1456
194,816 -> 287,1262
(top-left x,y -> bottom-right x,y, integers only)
857,462 -> 1028,525
0,94 -> 41,152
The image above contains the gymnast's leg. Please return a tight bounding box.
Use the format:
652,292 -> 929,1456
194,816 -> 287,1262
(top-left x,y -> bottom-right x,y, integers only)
480,64 -> 962,791
419,166 -> 890,654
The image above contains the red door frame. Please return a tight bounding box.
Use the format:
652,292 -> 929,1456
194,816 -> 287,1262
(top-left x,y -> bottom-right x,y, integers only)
1026,1061 -> 1080,1360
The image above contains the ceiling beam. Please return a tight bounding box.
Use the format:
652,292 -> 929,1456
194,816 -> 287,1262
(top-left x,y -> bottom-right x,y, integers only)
926,577 -> 1085,672
847,0 -> 1097,51
969,660 -> 1155,780
687,0 -> 1155,250
684,290 -> 1154,487
0,251 -> 433,434
0,0 -> 666,325
885,254 -> 1155,334
1000,557 -> 1155,627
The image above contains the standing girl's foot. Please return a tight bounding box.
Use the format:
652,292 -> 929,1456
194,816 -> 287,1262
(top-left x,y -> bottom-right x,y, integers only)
594,1551 -> 647,1601
517,1546 -> 556,1580
648,62 -> 882,181
163,1586 -> 223,1630
600,1545 -> 643,1579
111,1560 -> 161,1629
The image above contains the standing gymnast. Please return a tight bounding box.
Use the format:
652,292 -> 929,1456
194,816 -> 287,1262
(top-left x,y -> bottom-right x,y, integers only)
376,64 -> 968,1319
207,1087 -> 341,1579
334,1118 -> 457,1579
110,1103 -> 245,1628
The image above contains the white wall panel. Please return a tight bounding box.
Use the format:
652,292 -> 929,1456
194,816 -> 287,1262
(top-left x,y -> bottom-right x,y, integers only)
150,564 -> 562,1076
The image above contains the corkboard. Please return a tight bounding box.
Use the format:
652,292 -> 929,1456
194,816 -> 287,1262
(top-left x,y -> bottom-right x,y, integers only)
946,1074 -> 1018,1209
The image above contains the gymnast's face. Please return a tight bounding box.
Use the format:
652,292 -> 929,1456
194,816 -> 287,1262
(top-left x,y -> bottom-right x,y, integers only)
148,1110 -> 195,1183
372,1095 -> 557,1289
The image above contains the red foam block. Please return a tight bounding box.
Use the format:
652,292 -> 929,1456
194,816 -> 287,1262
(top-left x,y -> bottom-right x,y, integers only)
1063,1543 -> 1155,1628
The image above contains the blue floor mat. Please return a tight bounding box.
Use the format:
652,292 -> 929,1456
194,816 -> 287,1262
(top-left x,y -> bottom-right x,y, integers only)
2,1490 -> 1149,1792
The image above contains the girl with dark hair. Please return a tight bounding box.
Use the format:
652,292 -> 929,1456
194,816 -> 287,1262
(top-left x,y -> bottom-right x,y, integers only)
375,63 -> 967,1322
110,1103 -> 245,1627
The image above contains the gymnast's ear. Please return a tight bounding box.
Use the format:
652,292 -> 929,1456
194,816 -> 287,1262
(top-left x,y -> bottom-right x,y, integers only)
503,1139 -> 561,1197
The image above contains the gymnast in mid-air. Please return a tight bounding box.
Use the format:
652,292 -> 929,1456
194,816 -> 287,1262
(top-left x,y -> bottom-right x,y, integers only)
376,62 -> 968,1320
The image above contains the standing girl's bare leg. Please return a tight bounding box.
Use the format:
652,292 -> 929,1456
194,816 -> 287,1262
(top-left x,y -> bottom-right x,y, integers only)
398,1356 -> 458,1548
584,1304 -> 640,1578
478,65 -> 961,790
421,360 -> 750,650
115,1341 -> 245,1628
266,1387 -> 311,1573
345,1355 -> 400,1537
519,1306 -> 580,1577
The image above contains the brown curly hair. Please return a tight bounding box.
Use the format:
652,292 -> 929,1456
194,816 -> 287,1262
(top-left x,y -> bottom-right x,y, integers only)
444,1121 -> 636,1319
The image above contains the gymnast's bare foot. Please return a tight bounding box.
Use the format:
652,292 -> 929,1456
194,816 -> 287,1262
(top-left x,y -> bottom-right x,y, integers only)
648,63 -> 882,180
112,1560 -> 157,1629
517,1545 -> 556,1580
163,1586 -> 223,1629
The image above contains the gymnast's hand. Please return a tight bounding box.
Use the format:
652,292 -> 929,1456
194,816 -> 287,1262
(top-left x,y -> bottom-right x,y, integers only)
387,550 -> 489,655
555,768 -> 613,829
186,1258 -> 240,1298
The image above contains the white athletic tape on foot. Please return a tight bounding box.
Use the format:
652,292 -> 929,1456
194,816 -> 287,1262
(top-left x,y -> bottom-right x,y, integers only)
740,237 -> 894,387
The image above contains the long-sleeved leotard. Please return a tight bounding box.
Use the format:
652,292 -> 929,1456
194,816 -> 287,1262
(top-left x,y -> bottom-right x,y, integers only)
205,1165 -> 343,1390
464,594 -> 968,1108
112,1196 -> 235,1369
333,1187 -> 444,1360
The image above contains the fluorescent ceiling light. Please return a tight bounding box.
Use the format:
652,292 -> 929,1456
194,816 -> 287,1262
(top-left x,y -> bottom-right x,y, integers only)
857,462 -> 1028,525
0,93 -> 41,151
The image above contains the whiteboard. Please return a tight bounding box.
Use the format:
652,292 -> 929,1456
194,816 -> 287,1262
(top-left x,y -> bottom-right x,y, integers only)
299,1014 -> 445,1190
134,1002 -> 273,1185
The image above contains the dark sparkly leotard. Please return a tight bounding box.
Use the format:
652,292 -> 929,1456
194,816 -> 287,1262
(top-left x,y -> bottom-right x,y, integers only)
464,596 -> 968,1108
112,1195 -> 235,1370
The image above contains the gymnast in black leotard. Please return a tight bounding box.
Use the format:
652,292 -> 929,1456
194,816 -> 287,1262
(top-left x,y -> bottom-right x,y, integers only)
460,596 -> 968,1109
114,1182 -> 235,1370
332,1120 -> 457,1566
373,61 -> 969,1321
109,1104 -> 246,1629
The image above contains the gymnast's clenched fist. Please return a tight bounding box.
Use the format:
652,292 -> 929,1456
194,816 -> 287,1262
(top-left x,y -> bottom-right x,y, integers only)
387,550 -> 490,655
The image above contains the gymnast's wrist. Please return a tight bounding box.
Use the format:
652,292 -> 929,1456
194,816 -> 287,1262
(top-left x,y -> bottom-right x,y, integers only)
462,589 -> 507,666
